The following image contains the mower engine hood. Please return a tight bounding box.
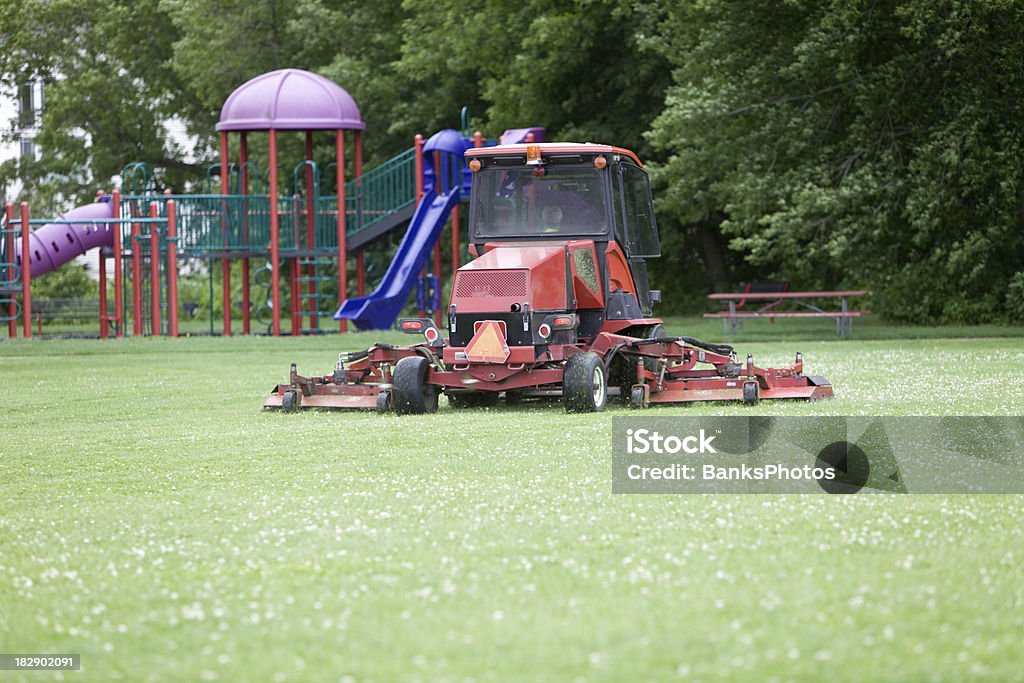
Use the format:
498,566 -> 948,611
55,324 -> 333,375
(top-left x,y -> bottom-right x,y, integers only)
451,243 -> 571,314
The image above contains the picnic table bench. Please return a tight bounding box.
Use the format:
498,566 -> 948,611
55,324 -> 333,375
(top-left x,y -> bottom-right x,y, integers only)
705,289 -> 869,336
31,297 -> 102,335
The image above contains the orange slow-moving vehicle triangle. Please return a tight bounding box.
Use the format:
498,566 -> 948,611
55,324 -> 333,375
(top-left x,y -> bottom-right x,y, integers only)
464,320 -> 510,363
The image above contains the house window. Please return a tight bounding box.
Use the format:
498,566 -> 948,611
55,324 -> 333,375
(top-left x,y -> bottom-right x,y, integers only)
20,137 -> 35,159
17,84 -> 36,128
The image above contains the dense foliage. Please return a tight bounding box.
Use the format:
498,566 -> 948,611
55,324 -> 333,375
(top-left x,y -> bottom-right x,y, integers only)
30,261 -> 97,299
643,1 -> 1024,323
1,0 -> 1021,321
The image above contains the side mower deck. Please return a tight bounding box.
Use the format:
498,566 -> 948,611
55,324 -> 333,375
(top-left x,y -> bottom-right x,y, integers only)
264,333 -> 832,413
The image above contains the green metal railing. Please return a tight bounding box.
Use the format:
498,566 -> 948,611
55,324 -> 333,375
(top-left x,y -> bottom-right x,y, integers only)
0,216 -> 21,289
121,162 -> 155,195
344,147 -> 418,236
122,145 -> 417,257
0,214 -> 23,324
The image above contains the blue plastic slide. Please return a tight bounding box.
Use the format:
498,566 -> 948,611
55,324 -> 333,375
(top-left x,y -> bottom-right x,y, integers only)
335,129 -> 470,330
334,187 -> 460,330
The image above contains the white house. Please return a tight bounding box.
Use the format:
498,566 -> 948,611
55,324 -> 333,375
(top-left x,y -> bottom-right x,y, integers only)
0,80 -> 43,201
1,80 -> 199,280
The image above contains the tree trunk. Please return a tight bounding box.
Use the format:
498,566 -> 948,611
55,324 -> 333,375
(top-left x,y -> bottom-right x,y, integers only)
695,216 -> 729,291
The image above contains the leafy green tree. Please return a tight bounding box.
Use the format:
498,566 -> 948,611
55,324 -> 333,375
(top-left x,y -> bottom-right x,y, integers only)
30,262 -> 97,299
395,0 -> 670,157
644,0 -> 1024,322
0,0 -> 204,209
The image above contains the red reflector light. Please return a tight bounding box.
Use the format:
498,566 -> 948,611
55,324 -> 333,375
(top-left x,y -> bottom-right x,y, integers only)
553,316 -> 573,327
424,327 -> 439,342
401,320 -> 423,331
538,323 -> 551,339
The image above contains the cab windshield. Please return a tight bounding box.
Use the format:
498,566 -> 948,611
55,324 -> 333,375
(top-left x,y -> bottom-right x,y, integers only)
470,165 -> 609,239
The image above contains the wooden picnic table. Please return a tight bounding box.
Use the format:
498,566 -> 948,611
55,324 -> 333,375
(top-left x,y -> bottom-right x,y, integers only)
705,290 -> 869,336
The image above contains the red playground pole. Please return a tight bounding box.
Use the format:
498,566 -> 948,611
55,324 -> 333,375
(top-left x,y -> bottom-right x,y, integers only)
451,204 -> 460,275
289,258 -> 299,334
415,134 -> 425,318
240,132 -> 250,335
432,151 -> 443,327
354,130 -> 363,233
304,131 -> 315,332
98,245 -> 108,339
112,190 -> 123,338
219,132 -> 232,337
456,134 -> 478,309
290,200 -> 300,335
336,129 -> 347,332
167,200 -> 179,337
356,251 -> 365,297
6,203 -> 15,337
131,204 -> 142,336
355,131 -> 363,178
269,129 -> 281,336
149,202 -> 161,336
20,202 -> 31,339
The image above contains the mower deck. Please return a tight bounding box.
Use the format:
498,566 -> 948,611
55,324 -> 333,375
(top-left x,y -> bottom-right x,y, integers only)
264,333 -> 832,412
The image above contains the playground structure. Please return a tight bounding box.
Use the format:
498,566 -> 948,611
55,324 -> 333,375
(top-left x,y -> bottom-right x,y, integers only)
0,69 -> 544,338
266,142 -> 833,413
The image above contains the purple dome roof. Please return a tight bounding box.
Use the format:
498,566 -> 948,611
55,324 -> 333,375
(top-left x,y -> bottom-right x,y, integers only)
216,69 -> 365,132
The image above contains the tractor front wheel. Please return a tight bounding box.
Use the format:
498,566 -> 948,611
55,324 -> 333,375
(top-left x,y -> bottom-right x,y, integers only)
564,352 -> 607,413
392,356 -> 439,415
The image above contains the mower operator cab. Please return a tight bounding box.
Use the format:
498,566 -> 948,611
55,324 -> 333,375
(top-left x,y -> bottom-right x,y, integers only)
459,143 -> 662,349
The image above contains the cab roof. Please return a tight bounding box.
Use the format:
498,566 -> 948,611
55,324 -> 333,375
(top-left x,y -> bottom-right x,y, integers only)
465,142 -> 643,167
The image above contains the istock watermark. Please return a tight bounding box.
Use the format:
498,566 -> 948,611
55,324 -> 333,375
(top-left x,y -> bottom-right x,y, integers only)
611,416 -> 1024,494
626,428 -> 718,454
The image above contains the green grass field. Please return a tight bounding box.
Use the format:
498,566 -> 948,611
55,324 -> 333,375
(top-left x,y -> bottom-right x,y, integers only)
1,320 -> 1023,681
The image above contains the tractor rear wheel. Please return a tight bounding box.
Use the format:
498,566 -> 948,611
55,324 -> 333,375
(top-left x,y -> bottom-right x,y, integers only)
392,356 -> 439,415
642,323 -> 666,342
564,352 -> 607,413
639,323 -> 665,372
611,323 -> 665,402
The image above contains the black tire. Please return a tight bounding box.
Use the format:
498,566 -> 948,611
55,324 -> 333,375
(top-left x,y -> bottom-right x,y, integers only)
392,356 -> 439,415
629,385 -> 647,409
610,323 -> 665,399
375,390 -> 392,413
743,381 -> 759,406
639,323 -> 665,373
505,391 -> 523,406
281,390 -> 300,411
447,391 -> 500,409
563,352 -> 607,413
642,323 -> 666,342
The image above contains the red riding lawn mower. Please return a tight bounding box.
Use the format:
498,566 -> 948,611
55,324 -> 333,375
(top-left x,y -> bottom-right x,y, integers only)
265,143 -> 833,413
